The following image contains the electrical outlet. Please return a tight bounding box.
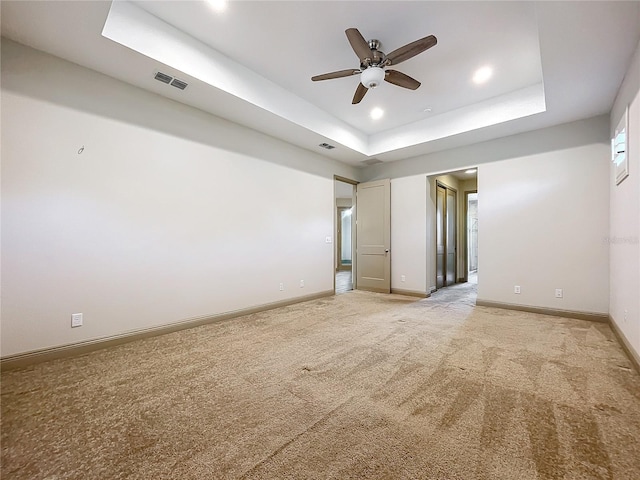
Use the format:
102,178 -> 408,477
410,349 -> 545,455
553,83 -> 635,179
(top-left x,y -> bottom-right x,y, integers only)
514,285 -> 521,294
624,309 -> 628,323
300,280 -> 304,288
401,275 -> 406,282
555,288 -> 563,298
325,236 -> 332,244
71,313 -> 83,328
279,283 -> 284,291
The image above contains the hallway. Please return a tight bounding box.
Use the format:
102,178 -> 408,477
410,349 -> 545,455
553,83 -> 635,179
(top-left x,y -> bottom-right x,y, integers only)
427,279 -> 477,307
335,270 -> 353,294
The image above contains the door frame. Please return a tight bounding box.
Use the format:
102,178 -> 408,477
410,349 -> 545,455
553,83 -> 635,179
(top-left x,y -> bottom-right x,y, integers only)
334,175 -> 358,292
435,183 -> 446,289
336,206 -> 353,271
436,180 -> 458,289
463,190 -> 478,283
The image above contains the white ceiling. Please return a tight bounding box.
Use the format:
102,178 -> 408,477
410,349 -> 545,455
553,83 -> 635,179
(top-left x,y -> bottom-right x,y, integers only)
2,1 -> 639,167
136,1 -> 544,135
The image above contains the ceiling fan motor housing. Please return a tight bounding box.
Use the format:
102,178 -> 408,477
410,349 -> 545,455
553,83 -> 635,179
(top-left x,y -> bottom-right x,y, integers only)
361,66 -> 385,88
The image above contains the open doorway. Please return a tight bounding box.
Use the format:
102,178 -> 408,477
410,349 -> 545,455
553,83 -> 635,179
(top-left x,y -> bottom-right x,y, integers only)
337,207 -> 353,271
427,168 -> 478,306
429,169 -> 477,292
335,177 -> 356,294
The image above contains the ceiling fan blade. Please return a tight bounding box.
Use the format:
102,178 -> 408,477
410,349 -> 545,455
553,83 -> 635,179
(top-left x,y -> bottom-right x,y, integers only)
385,70 -> 421,90
386,35 -> 437,66
346,28 -> 372,64
311,69 -> 360,81
352,83 -> 368,104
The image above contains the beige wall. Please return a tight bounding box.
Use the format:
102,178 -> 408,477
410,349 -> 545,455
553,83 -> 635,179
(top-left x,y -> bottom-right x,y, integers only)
434,174 -> 460,191
360,116 -> 609,183
609,39 -> 640,358
477,141 -> 610,314
0,40 -> 358,357
460,178 -> 478,192
2,37 -> 636,361
365,116 -> 611,314
391,176 -> 427,294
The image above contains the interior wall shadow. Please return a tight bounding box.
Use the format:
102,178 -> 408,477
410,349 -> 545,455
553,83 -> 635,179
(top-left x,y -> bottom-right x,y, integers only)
1,39 -> 355,180
361,115 -> 610,182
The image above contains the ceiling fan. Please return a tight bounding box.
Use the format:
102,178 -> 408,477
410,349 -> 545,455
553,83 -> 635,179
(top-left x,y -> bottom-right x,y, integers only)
312,28 -> 437,104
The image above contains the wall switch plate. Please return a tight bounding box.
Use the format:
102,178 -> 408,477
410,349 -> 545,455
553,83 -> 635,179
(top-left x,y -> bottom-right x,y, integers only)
514,286 -> 521,294
325,236 -> 332,243
71,313 -> 83,328
279,283 -> 284,291
300,280 -> 304,288
555,288 -> 563,298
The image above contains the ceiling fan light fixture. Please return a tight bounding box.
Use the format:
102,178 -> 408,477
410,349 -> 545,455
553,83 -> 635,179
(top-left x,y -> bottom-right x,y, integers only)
361,67 -> 385,89
311,28 -> 437,104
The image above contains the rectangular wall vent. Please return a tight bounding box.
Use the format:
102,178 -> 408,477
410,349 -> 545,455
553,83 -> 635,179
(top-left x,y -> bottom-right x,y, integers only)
319,143 -> 335,150
154,71 -> 172,84
361,158 -> 383,165
154,72 -> 188,91
171,78 -> 188,90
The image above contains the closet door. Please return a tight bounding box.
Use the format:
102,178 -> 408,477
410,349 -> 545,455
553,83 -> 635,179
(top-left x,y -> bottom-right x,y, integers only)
445,187 -> 457,286
436,184 -> 446,289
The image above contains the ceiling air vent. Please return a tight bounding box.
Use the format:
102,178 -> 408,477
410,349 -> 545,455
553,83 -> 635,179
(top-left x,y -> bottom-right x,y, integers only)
154,71 -> 172,84
171,78 -> 188,90
361,158 -> 383,166
319,143 -> 335,150
154,72 -> 188,91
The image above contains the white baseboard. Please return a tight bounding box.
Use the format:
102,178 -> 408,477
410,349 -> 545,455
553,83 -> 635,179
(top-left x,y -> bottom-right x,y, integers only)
609,315 -> 640,374
475,299 -> 609,323
391,288 -> 430,298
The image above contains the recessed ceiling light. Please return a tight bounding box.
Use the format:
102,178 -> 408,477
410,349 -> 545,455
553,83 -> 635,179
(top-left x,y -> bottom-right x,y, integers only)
370,107 -> 384,120
206,0 -> 228,12
465,169 -> 477,174
423,107 -> 432,113
472,66 -> 493,84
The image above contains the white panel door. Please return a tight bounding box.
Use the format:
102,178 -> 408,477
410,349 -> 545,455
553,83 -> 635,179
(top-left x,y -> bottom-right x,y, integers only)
356,179 -> 391,293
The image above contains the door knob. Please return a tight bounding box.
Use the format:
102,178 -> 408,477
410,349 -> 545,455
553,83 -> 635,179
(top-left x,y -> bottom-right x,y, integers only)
385,249 -> 389,253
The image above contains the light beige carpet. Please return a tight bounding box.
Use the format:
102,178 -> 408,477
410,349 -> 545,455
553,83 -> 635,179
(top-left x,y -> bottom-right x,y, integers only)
2,283 -> 640,479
